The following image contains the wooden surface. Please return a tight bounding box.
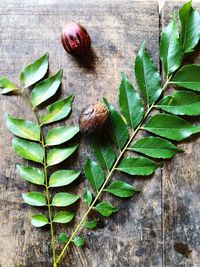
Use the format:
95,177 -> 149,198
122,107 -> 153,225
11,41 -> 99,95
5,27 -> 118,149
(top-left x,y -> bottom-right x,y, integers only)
0,0 -> 199,266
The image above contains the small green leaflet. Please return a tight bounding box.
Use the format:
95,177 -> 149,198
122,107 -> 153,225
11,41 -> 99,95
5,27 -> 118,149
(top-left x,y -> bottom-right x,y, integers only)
179,1 -> 200,54
12,137 -> 43,163
160,15 -> 182,75
22,192 -> 46,206
53,211 -> 74,223
157,90 -> 200,116
17,164 -> 44,185
130,137 -> 183,159
31,70 -> 62,107
51,193 -> 79,207
46,126 -> 79,146
171,65 -> 200,92
92,136 -> 115,170
84,159 -> 105,192
73,237 -> 84,247
84,219 -> 98,229
20,53 -> 49,88
41,95 -> 74,125
119,72 -> 144,128
49,170 -> 81,187
95,201 -> 118,217
104,98 -> 128,150
144,114 -> 200,141
83,189 -> 93,206
59,233 -> 69,243
117,157 -> 159,176
5,113 -> 40,141
106,181 -> 137,198
0,77 -> 16,94
31,214 -> 49,227
135,42 -> 162,105
47,144 -> 78,166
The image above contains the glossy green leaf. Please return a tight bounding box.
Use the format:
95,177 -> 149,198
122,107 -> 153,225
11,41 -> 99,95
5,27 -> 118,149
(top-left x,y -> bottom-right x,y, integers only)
179,1 -> 200,54
117,157 -> 159,176
47,144 -> 78,166
119,72 -> 144,128
20,53 -> 49,88
51,193 -> 79,207
0,77 -> 17,94
22,192 -> 46,206
84,159 -> 105,192
83,189 -> 93,206
160,15 -> 182,75
106,181 -> 137,198
171,65 -> 200,92
12,137 -> 43,163
46,126 -> 79,146
73,237 -> 84,247
130,137 -> 183,159
59,233 -> 69,243
5,113 -> 40,141
31,214 -> 49,227
41,95 -> 74,125
53,211 -> 74,223
95,202 -> 118,217
92,136 -> 115,170
49,170 -> 81,187
135,42 -> 162,105
157,90 -> 200,116
144,114 -> 200,141
31,70 -> 62,107
84,219 -> 98,229
103,98 -> 128,150
17,164 -> 44,185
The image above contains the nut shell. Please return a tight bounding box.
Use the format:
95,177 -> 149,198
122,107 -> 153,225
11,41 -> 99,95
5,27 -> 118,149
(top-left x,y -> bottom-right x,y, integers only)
79,103 -> 109,135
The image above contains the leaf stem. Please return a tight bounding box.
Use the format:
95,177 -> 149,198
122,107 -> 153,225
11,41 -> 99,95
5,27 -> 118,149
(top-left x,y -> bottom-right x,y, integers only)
19,90 -> 57,266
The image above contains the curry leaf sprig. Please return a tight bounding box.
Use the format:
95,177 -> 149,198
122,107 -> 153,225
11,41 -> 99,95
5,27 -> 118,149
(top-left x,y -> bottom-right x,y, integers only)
0,54 -> 81,266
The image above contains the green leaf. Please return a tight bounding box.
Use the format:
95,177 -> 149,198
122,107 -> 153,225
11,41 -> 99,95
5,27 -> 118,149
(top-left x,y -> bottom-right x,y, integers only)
117,157 -> 159,176
83,189 -> 93,206
59,233 -> 69,243
103,98 -> 128,150
41,95 -> 74,125
0,77 -> 17,94
53,211 -> 74,223
31,214 -> 49,227
160,15 -> 182,75
84,159 -> 105,192
119,73 -> 144,128
22,192 -> 46,206
51,193 -> 79,207
46,126 -> 79,146
106,181 -> 137,198
31,70 -> 62,107
49,170 -> 81,187
12,137 -> 43,163
171,65 -> 200,92
157,90 -> 200,116
20,53 -> 49,88
135,42 -> 162,105
73,237 -> 84,247
144,114 -> 200,141
95,202 -> 118,217
47,144 -> 78,166
179,1 -> 200,54
92,136 -> 115,170
84,219 -> 98,229
5,113 -> 40,141
130,137 -> 183,159
17,164 -> 44,185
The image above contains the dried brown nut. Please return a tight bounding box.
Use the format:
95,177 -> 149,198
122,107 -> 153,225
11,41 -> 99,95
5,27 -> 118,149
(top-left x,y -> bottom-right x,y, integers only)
79,103 -> 109,135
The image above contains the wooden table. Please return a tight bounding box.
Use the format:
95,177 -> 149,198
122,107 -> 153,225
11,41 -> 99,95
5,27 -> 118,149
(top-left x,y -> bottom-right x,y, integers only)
0,0 -> 199,266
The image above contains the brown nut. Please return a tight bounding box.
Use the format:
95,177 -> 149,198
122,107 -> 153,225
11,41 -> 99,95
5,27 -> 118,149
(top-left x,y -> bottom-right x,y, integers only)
79,103 -> 109,135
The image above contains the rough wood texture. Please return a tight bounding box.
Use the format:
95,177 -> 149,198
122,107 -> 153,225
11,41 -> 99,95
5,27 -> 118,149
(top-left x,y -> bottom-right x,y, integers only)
0,0 -> 199,267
